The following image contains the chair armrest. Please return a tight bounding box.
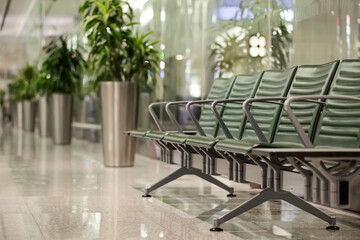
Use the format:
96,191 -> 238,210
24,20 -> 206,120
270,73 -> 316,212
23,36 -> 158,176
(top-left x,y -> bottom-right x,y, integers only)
243,97 -> 288,143
243,97 -> 324,143
150,100 -> 190,132
211,98 -> 248,139
185,100 -> 217,136
164,101 -> 193,133
149,102 -> 169,132
284,95 -> 360,148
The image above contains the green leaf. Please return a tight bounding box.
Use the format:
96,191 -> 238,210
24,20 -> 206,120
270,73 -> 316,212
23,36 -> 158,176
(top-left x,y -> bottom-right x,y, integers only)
78,0 -> 160,92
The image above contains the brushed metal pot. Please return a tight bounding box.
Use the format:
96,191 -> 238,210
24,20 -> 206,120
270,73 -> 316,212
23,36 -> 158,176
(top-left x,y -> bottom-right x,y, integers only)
74,98 -> 88,139
22,100 -> 37,132
100,82 -> 138,167
16,101 -> 23,130
10,101 -> 17,128
87,97 -> 101,142
38,96 -> 52,137
51,93 -> 73,145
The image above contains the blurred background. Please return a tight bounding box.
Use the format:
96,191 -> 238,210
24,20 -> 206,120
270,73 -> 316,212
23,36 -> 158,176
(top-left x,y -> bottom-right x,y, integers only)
0,0 -> 359,131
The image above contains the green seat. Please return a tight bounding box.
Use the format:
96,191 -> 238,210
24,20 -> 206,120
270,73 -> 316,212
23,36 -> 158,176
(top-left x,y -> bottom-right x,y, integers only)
310,60 -> 360,208
127,77 -> 235,140
161,74 -> 252,144
143,77 -> 235,142
183,135 -> 220,148
128,129 -> 148,138
161,133 -> 189,144
183,72 -> 265,148
163,73 -> 263,148
145,131 -> 168,141
139,76 -> 246,197
314,60 -> 360,148
215,60 -> 340,154
211,138 -> 261,153
211,60 -> 342,232
250,59 -> 360,209
127,77 -> 235,164
180,68 -> 297,181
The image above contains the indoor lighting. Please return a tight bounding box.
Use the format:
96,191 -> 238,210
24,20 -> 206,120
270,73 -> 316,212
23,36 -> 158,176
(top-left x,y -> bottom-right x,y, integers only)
249,47 -> 259,57
160,9 -> 166,22
249,34 -> 266,57
259,47 -> 266,57
258,36 -> 266,47
249,36 -> 259,47
175,54 -> 184,60
280,10 -> 294,22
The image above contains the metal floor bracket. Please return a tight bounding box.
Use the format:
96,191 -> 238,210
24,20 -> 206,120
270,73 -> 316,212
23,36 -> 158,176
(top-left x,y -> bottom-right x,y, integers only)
212,188 -> 337,229
144,167 -> 235,196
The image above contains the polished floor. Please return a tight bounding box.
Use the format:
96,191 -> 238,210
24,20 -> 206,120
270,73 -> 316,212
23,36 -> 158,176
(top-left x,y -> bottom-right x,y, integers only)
0,128 -> 359,239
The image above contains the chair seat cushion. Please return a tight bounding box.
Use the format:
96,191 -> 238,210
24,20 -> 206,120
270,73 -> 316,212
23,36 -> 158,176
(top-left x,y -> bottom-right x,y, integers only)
127,129 -> 148,137
215,138 -> 262,154
162,133 -> 190,144
185,135 -> 219,148
215,137 -> 305,154
144,131 -> 166,140
252,141 -> 305,149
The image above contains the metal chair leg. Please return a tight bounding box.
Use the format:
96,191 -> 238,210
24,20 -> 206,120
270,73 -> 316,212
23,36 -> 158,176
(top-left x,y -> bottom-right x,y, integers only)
143,167 -> 235,197
210,188 -> 338,231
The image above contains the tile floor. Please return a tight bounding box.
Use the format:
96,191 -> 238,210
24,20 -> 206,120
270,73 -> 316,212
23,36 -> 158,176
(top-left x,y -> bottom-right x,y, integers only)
0,128 -> 359,239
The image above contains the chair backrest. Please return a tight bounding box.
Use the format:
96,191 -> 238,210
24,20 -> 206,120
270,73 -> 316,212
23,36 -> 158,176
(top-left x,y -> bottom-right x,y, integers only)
241,67 -> 298,141
216,72 -> 264,139
197,77 -> 235,137
273,60 -> 340,146
314,59 -> 360,148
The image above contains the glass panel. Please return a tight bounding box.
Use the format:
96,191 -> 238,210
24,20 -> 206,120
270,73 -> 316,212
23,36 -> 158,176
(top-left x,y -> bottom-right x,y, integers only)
292,0 -> 360,64
2,0 -> 360,127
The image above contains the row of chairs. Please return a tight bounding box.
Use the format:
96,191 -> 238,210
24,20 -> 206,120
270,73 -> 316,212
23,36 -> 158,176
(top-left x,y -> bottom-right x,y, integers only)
127,59 -> 360,232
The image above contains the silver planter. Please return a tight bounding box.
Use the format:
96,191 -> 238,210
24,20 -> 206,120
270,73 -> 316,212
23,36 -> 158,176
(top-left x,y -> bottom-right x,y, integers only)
22,100 -> 37,132
88,97 -> 101,142
51,93 -> 73,145
38,96 -> 52,137
74,98 -> 88,139
16,101 -> 23,130
100,82 -> 138,167
10,101 -> 17,128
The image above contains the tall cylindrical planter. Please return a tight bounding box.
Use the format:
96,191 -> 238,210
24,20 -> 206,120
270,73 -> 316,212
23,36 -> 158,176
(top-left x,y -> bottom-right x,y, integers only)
22,100 -> 37,132
74,98 -> 88,139
100,82 -> 138,167
87,97 -> 101,143
10,101 -> 17,128
38,96 -> 52,137
16,101 -> 23,130
51,93 -> 73,145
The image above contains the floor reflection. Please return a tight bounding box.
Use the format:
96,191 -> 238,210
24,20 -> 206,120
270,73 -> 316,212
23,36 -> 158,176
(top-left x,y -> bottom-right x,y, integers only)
0,129 -> 358,239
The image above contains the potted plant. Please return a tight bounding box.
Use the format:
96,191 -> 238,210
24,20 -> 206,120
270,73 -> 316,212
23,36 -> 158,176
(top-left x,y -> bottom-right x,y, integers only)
34,70 -> 53,137
79,0 -> 160,167
20,64 -> 38,132
42,35 -> 85,144
8,82 -> 20,129
8,64 -> 37,132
